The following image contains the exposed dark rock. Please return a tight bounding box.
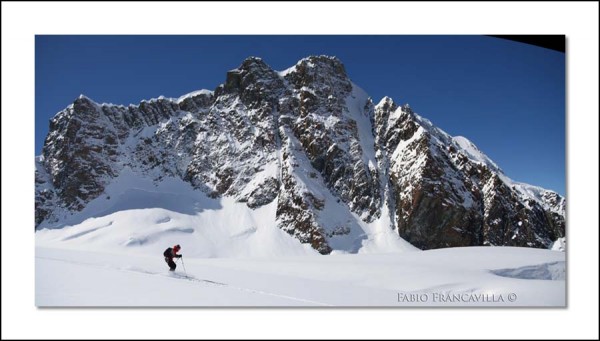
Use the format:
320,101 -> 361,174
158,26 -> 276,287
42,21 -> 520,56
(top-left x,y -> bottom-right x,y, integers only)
35,55 -> 565,254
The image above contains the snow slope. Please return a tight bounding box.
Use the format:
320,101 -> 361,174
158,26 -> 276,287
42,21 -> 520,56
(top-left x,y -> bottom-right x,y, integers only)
36,167 -> 413,257
36,193 -> 316,259
35,171 -> 564,306
35,246 -> 565,306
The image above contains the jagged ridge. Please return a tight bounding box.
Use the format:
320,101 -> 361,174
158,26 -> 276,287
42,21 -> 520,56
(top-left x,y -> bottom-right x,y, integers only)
35,55 -> 565,253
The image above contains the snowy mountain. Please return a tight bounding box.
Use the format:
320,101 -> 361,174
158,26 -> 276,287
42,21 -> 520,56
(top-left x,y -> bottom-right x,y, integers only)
35,55 -> 565,253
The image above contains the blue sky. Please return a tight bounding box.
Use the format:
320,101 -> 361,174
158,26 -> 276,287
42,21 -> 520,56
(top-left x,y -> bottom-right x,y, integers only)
35,35 -> 565,195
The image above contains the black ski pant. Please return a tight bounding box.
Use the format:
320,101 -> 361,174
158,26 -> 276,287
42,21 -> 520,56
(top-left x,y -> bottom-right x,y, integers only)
165,257 -> 176,271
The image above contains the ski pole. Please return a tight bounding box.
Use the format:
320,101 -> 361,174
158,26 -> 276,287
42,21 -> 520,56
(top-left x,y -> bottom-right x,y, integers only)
180,256 -> 187,275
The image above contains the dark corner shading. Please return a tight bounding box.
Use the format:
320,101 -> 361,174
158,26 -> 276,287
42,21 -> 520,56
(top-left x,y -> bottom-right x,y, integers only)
488,35 -> 565,53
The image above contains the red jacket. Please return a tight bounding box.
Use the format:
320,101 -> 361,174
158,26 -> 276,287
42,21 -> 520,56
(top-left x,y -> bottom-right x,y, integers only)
163,247 -> 181,259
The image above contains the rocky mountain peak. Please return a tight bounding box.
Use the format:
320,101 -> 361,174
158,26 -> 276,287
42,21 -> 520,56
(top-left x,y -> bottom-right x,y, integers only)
77,93 -> 94,101
230,56 -> 278,83
298,55 -> 346,73
216,56 -> 283,106
283,55 -> 350,93
239,56 -> 269,70
376,96 -> 398,112
72,94 -> 99,113
36,55 -> 565,255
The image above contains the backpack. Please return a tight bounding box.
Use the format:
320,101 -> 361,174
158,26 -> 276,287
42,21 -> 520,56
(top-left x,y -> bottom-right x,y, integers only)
163,247 -> 172,258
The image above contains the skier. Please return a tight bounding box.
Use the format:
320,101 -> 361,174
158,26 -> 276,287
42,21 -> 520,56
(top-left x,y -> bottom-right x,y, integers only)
163,244 -> 183,271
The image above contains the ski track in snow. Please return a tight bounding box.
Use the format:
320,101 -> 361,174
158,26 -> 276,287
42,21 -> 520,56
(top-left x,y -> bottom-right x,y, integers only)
36,255 -> 332,306
36,246 -> 565,306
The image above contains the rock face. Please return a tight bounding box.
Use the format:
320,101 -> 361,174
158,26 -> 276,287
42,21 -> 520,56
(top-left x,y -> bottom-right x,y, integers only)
35,55 -> 566,253
373,99 -> 565,249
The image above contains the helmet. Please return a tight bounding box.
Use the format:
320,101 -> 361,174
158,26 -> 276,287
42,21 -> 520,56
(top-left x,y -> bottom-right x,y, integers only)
174,244 -> 181,250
